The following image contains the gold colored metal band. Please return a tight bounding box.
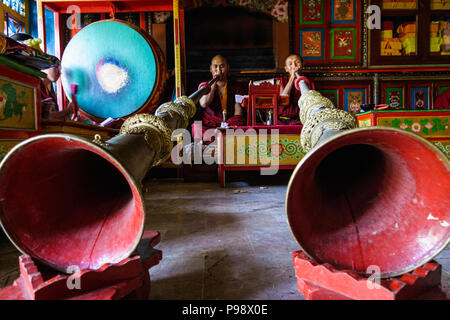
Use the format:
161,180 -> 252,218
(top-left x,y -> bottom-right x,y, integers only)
120,114 -> 173,166
155,101 -> 190,129
174,96 -> 197,119
301,108 -> 357,152
298,90 -> 335,125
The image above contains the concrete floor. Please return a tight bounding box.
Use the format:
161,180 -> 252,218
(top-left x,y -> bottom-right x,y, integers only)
0,172 -> 449,299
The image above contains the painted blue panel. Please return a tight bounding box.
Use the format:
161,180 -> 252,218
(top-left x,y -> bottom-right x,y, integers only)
299,28 -> 324,61
410,87 -> 429,110
344,88 -> 367,112
331,0 -> 357,24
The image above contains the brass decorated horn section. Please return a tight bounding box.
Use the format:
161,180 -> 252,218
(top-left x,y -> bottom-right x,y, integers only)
0,81 -> 215,273
287,79 -> 450,279
296,81 -> 357,153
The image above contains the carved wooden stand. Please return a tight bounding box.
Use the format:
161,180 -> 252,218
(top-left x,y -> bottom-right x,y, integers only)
0,230 -> 162,300
293,250 -> 448,300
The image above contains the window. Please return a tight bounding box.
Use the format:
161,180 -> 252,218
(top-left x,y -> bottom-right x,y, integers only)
2,0 -> 25,16
0,0 -> 27,36
370,0 -> 450,66
4,12 -> 24,36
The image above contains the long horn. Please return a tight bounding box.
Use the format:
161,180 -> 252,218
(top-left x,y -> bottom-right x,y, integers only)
0,86 -> 211,273
287,79 -> 450,278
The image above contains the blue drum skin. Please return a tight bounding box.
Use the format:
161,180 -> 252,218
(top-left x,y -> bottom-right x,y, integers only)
61,20 -> 166,120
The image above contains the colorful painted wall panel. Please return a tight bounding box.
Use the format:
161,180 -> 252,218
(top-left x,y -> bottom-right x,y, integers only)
299,0 -> 324,24
355,110 -> 450,158
378,115 -> 450,139
409,85 -> 431,110
223,134 -> 305,166
331,0 -> 356,24
344,88 -> 367,115
295,0 -> 362,66
331,27 -> 357,60
0,76 -> 37,131
383,85 -> 405,109
299,28 -> 324,60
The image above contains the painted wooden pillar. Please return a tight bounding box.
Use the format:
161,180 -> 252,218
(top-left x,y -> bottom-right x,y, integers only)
37,0 -> 46,53
172,0 -> 182,97
54,11 -> 66,110
373,73 -> 379,106
0,7 -> 4,34
139,12 -> 147,32
179,7 -> 186,96
24,0 -> 30,34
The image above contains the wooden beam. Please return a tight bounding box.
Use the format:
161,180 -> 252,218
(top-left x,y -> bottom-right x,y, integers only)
173,0 -> 182,97
139,12 -> 147,32
37,0 -> 47,52
179,7 -> 186,96
54,12 -> 66,111
39,1 -> 173,13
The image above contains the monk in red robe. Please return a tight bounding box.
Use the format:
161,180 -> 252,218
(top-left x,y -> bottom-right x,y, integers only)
198,55 -> 245,129
40,63 -> 76,120
276,54 -> 314,125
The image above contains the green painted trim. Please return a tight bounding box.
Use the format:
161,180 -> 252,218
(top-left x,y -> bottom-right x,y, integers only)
357,109 -> 450,115
368,64 -> 450,68
330,27 -> 357,60
0,56 -> 46,79
299,0 -> 324,25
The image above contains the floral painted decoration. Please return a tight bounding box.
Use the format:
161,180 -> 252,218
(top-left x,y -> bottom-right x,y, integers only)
193,0 -> 289,22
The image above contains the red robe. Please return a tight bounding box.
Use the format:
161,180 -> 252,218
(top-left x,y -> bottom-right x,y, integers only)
276,76 -> 315,125
40,81 -> 58,119
200,77 -> 245,128
434,88 -> 450,109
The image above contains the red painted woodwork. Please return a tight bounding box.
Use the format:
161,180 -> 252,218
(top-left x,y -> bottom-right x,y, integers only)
0,136 -> 145,272
293,250 -> 447,300
248,81 -> 280,126
294,0 -> 362,66
0,230 -> 162,300
42,1 -> 173,13
286,127 -> 450,278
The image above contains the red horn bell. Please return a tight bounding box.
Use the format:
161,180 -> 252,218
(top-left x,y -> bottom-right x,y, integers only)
0,75 -> 209,273
0,134 -> 146,272
286,126 -> 450,278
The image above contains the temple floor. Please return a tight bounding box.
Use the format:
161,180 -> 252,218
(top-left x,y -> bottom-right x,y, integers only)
0,172 -> 449,299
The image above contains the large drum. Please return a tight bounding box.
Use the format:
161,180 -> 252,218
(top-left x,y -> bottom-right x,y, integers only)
61,19 -> 167,122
